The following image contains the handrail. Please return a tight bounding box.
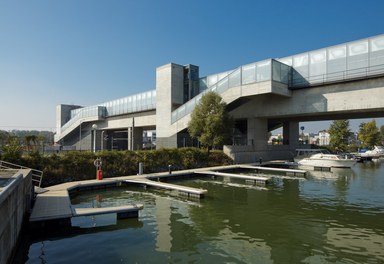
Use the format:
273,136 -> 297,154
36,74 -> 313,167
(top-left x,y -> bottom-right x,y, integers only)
0,160 -> 43,187
290,64 -> 384,88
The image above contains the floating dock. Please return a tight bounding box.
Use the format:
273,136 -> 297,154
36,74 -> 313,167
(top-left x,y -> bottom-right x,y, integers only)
125,178 -> 207,198
73,204 -> 144,219
195,171 -> 271,185
239,165 -> 307,177
29,179 -> 144,228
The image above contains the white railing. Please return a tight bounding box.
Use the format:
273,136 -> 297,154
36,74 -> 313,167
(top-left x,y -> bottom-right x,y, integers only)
0,160 -> 43,187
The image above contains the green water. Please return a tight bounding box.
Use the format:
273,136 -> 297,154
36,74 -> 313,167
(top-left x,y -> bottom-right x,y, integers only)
17,161 -> 384,263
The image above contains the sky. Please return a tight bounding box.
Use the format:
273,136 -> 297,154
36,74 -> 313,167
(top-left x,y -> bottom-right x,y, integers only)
1,0 -> 384,133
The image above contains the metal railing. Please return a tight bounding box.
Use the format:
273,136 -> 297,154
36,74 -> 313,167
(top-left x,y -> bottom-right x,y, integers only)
0,160 -> 43,187
290,64 -> 384,88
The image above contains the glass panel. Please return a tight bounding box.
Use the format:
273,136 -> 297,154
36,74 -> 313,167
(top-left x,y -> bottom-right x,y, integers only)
370,35 -> 384,68
293,54 -> 308,67
217,78 -> 228,93
347,40 -> 369,71
328,45 -> 346,60
272,60 -> 281,82
208,75 -> 218,86
241,64 -> 256,84
371,35 -> 384,51
171,111 -> 177,123
348,40 -> 368,56
218,72 -> 228,81
257,60 -> 271,81
199,77 -> 208,92
280,63 -> 290,84
292,54 -> 309,80
228,68 -> 241,88
309,49 -> 326,78
278,57 -> 292,66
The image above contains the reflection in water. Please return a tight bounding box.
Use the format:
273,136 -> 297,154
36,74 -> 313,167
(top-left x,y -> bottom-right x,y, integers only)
15,161 -> 384,263
326,226 -> 384,262
155,196 -> 172,252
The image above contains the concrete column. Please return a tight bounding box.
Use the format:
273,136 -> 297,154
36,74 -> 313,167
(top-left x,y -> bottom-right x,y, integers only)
247,118 -> 268,150
283,121 -> 299,150
128,126 -> 143,150
155,63 -> 184,148
133,127 -> 143,150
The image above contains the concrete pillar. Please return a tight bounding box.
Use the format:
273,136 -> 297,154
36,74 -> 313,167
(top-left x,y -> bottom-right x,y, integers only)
128,126 -> 143,150
155,63 -> 185,148
247,118 -> 268,150
133,127 -> 143,150
283,121 -> 299,150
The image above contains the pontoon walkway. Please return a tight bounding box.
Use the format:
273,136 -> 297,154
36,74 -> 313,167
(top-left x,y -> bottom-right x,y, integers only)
124,178 -> 207,198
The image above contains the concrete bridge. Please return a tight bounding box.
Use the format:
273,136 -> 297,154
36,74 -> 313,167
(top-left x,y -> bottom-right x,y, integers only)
55,34 -> 384,162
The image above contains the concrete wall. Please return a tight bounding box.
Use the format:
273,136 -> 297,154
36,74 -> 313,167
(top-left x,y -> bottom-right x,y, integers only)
55,104 -> 82,140
231,77 -> 384,121
0,169 -> 33,264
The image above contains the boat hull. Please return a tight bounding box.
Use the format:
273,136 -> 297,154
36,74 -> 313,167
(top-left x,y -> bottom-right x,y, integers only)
298,157 -> 356,168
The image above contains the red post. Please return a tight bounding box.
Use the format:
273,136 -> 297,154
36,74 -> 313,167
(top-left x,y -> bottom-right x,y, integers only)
97,169 -> 103,180
94,157 -> 103,180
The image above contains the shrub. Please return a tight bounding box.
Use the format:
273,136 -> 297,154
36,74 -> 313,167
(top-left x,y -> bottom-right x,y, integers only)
10,148 -> 232,187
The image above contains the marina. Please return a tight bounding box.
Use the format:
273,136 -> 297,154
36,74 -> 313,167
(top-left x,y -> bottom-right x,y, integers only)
14,159 -> 384,264
28,163 -> 308,226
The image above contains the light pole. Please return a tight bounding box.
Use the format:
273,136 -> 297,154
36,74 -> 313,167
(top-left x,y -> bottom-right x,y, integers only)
92,124 -> 98,152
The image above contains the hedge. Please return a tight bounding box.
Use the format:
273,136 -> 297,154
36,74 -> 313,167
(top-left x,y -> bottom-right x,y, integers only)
7,148 -> 232,187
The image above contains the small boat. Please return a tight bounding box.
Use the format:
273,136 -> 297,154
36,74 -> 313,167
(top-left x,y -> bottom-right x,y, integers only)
298,153 -> 356,168
355,146 -> 382,161
294,148 -> 330,162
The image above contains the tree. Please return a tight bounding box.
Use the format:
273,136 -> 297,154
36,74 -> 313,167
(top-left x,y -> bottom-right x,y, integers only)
328,120 -> 350,151
358,120 -> 380,148
188,91 -> 233,152
2,137 -> 22,162
380,125 -> 384,144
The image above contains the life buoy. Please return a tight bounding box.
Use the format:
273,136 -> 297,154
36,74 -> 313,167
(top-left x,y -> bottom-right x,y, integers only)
94,158 -> 102,167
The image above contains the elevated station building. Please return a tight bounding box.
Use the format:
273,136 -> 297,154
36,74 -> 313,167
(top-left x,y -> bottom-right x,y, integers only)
55,34 -> 384,162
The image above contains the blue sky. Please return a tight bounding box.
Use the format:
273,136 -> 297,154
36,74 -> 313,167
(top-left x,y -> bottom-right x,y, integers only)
1,0 -> 383,133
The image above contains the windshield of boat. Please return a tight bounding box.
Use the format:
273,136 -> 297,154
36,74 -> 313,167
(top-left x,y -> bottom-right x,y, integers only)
295,149 -> 330,157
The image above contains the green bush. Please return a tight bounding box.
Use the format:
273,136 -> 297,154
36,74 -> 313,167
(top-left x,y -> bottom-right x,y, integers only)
7,148 -> 232,187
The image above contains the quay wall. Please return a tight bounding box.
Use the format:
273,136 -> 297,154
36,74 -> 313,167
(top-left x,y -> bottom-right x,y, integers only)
0,169 -> 33,264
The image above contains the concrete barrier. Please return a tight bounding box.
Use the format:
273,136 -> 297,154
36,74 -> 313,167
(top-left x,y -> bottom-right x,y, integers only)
0,169 -> 33,264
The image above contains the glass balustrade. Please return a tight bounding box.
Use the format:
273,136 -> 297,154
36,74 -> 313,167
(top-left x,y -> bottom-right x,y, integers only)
61,90 -> 156,133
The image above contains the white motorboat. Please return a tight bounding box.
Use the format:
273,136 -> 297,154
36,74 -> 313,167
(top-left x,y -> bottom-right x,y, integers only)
294,148 -> 330,162
355,146 -> 383,161
298,153 -> 356,168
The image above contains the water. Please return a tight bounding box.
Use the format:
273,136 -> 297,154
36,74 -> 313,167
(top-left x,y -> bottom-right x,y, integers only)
16,161 -> 384,263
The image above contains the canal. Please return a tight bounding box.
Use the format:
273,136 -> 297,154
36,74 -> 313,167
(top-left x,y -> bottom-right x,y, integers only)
15,160 -> 384,263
